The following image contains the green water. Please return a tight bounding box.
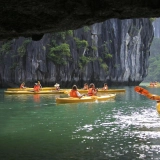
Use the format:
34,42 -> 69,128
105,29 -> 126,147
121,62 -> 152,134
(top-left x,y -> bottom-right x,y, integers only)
0,86 -> 160,160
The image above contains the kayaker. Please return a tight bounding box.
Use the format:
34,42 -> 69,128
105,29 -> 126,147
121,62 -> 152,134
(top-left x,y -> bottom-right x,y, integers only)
88,83 -> 98,96
37,81 -> 42,89
83,83 -> 89,90
70,85 -> 84,98
34,83 -> 40,92
102,83 -> 108,90
54,83 -> 60,90
20,82 -> 26,89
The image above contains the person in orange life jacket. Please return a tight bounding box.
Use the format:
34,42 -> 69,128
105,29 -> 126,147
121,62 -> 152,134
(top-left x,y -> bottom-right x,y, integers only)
34,83 -> 40,92
20,82 -> 26,89
87,83 -> 98,96
102,83 -> 108,90
70,85 -> 84,98
83,83 -> 89,90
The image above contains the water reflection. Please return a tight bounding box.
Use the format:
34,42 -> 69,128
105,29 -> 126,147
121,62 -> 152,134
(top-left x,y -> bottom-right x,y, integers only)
70,88 -> 160,159
1,87 -> 160,159
33,94 -> 40,103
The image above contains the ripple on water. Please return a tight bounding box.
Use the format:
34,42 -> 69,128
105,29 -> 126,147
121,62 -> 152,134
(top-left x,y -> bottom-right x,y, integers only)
72,102 -> 160,159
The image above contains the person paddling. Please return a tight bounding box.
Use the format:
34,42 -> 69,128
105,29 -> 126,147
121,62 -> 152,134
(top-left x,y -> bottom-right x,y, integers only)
83,83 -> 89,90
54,83 -> 60,90
37,81 -> 42,89
87,83 -> 98,96
70,85 -> 84,98
20,82 -> 26,89
34,83 -> 40,92
102,83 -> 108,90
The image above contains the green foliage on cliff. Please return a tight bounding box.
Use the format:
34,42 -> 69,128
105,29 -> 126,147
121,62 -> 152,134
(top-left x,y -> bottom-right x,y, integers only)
149,18 -> 156,23
48,43 -> 71,65
91,46 -> 97,51
47,30 -> 73,65
83,26 -> 90,32
10,62 -> 19,70
105,53 -> 112,59
54,30 -> 73,40
149,37 -> 160,55
78,56 -> 90,69
147,56 -> 160,81
98,58 -> 108,72
74,38 -> 88,49
17,45 -> 26,57
0,41 -> 11,54
48,30 -> 110,72
77,41 -> 111,72
144,38 -> 160,82
101,42 -> 112,59
66,30 -> 73,37
100,63 -> 108,72
78,56 -> 96,69
17,38 -> 31,57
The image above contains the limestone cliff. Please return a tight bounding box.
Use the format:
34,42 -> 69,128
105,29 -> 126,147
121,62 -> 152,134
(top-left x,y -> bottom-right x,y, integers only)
153,18 -> 160,38
0,18 -> 154,88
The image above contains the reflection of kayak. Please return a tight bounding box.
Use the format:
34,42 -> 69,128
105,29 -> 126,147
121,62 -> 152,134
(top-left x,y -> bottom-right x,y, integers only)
147,85 -> 160,88
96,89 -> 125,93
63,89 -> 125,94
134,86 -> 160,114
7,87 -> 56,91
4,90 -> 65,94
56,94 -> 116,103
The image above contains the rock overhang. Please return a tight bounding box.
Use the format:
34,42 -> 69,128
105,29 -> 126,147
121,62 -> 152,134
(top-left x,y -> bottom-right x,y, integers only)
0,0 -> 160,41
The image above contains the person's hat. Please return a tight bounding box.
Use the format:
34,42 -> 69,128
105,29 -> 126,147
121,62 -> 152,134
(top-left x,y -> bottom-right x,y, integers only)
54,83 -> 60,87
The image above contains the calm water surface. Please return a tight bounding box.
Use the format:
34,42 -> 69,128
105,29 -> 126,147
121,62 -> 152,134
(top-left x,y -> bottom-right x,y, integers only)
0,86 -> 160,160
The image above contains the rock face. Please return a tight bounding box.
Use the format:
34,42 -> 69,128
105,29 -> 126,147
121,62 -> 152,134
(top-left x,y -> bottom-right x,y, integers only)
153,18 -> 160,38
0,18 -> 154,88
0,0 -> 159,41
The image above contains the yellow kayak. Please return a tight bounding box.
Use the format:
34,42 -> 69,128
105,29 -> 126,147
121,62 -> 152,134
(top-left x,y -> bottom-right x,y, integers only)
97,89 -> 125,93
63,89 -> 125,94
56,94 -> 116,103
4,90 -> 65,94
91,94 -> 116,101
56,96 -> 95,103
7,87 -> 56,91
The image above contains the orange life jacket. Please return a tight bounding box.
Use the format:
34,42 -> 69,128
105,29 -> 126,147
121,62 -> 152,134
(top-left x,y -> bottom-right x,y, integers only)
88,88 -> 95,96
70,90 -> 78,97
34,85 -> 40,92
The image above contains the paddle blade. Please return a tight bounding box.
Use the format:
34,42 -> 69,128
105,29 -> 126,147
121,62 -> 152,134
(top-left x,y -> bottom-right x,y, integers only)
146,93 -> 160,101
134,86 -> 149,95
